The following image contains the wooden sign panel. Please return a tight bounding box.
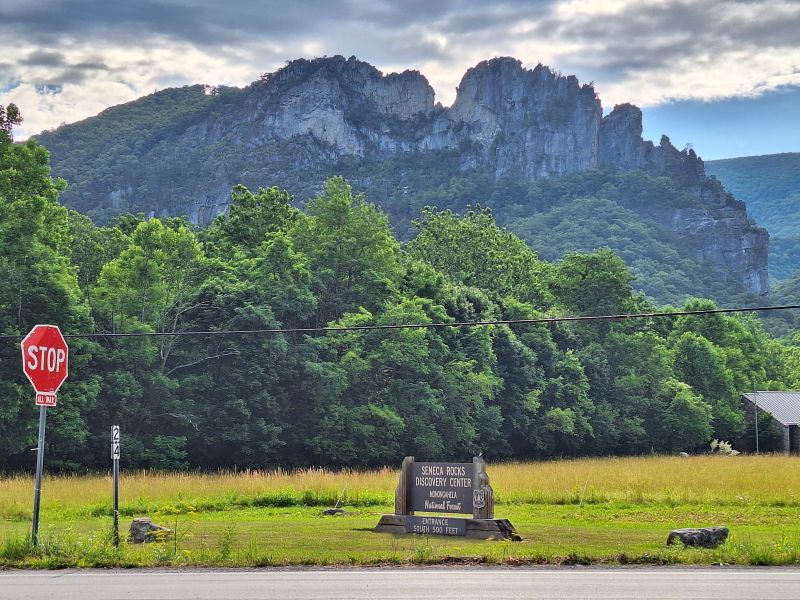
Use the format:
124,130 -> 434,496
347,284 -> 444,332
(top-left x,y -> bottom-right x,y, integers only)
410,462 -> 474,514
406,515 -> 466,536
374,456 -> 521,541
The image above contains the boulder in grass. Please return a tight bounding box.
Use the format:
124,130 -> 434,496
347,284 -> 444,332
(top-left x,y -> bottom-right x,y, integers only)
667,526 -> 729,549
129,517 -> 173,544
322,507 -> 346,516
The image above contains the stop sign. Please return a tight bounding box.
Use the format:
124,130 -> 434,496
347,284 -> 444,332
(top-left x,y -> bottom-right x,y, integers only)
21,325 -> 69,407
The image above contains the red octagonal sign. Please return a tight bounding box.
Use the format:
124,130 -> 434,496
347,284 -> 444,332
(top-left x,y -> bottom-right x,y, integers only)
21,325 -> 69,407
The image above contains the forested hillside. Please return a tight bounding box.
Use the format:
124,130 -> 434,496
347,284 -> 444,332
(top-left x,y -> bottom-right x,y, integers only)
707,153 -> 800,281
2,109 -> 798,471
35,56 -> 769,303
332,159 -> 766,306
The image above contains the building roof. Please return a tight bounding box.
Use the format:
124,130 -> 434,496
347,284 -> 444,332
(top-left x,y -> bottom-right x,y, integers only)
742,391 -> 800,425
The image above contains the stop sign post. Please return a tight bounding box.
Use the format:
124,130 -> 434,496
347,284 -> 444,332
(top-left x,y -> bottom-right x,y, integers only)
20,324 -> 69,545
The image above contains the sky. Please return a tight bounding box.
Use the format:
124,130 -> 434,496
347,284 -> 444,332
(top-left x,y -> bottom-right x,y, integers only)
2,0 -> 799,160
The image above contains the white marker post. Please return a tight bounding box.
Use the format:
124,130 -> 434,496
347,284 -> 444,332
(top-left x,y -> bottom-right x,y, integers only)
111,425 -> 120,546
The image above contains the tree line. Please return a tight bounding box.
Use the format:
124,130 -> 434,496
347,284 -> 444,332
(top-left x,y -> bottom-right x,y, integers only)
1,107 -> 798,470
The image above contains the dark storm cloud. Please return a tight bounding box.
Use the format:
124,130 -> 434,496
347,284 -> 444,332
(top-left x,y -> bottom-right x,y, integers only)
372,36 -> 451,63
2,0 -> 427,46
728,13 -> 800,48
21,50 -> 66,67
30,68 -> 87,87
72,61 -> 110,71
27,61 -> 111,87
3,0 -> 797,81
439,2 -> 556,35
564,38 -> 704,81
54,67 -> 98,85
2,0 -> 558,48
4,0 -> 800,140
533,0 -> 800,79
14,44 -> 115,102
337,0 -> 454,28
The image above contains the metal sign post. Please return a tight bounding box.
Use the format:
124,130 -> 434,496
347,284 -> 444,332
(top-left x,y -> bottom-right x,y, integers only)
31,405 -> 47,546
21,324 -> 69,546
753,388 -> 760,455
111,426 -> 120,546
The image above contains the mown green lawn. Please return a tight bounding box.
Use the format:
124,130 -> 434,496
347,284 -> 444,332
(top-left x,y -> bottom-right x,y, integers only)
5,457 -> 800,567
3,502 -> 800,567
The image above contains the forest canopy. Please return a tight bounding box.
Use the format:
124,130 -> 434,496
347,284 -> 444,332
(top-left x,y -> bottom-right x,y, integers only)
2,116 -> 798,470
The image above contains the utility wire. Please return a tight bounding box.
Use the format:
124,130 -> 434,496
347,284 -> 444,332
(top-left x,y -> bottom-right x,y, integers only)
1,304 -> 799,341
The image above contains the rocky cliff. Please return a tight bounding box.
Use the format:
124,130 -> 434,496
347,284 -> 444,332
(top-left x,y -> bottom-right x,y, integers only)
598,103 -> 769,295
37,55 -> 769,295
216,56 -> 602,176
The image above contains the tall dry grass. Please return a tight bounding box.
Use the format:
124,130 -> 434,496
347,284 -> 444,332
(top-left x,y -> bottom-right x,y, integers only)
490,455 -> 800,505
1,455 -> 799,519
0,467 -> 397,519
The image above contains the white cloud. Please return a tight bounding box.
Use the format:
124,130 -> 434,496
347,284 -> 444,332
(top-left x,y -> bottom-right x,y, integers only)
2,0 -> 799,138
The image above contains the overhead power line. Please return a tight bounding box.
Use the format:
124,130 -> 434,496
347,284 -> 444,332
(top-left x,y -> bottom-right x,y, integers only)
1,304 -> 799,341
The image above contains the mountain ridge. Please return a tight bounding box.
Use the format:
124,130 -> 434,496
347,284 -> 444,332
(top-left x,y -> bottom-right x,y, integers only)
35,55 -> 769,297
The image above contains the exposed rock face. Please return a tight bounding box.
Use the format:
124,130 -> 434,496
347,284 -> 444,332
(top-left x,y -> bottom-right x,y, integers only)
600,104 -> 705,189
42,55 -> 770,295
226,57 -> 602,179
598,103 -> 648,171
427,58 -> 601,178
194,55 -> 436,160
599,104 -> 769,295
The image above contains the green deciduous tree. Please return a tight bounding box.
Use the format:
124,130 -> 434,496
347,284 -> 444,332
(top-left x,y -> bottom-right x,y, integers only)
407,205 -> 551,307
660,379 -> 713,451
292,177 -> 402,324
550,248 -> 633,317
0,111 -> 99,469
671,332 -> 743,440
205,184 -> 299,256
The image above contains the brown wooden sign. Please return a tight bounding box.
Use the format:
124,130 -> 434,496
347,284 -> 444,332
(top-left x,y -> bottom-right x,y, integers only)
374,456 -> 521,541
410,462 -> 474,514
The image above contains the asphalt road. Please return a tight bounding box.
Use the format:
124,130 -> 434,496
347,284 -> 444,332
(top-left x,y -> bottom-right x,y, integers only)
2,567 -> 799,599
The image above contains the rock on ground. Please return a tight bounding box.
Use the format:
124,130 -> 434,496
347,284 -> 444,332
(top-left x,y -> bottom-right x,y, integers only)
129,517 -> 173,544
667,526 -> 729,549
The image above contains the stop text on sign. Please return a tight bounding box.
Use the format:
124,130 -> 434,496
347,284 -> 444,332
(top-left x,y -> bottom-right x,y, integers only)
25,346 -> 67,373
21,324 -> 69,407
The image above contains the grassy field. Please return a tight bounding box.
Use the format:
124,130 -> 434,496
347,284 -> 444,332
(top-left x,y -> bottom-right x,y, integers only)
2,455 -> 800,567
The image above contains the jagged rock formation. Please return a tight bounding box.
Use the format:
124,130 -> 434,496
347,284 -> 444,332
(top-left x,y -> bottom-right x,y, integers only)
427,58 -> 601,178
37,55 -> 769,295
599,103 -> 769,295
220,56 -> 603,177
234,57 -> 436,156
706,152 -> 800,282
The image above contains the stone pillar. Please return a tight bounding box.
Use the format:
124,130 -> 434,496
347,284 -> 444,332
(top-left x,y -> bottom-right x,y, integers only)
395,456 -> 414,515
472,456 -> 494,520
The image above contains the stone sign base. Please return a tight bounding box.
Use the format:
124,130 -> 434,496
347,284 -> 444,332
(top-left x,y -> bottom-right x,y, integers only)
374,514 -> 522,541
